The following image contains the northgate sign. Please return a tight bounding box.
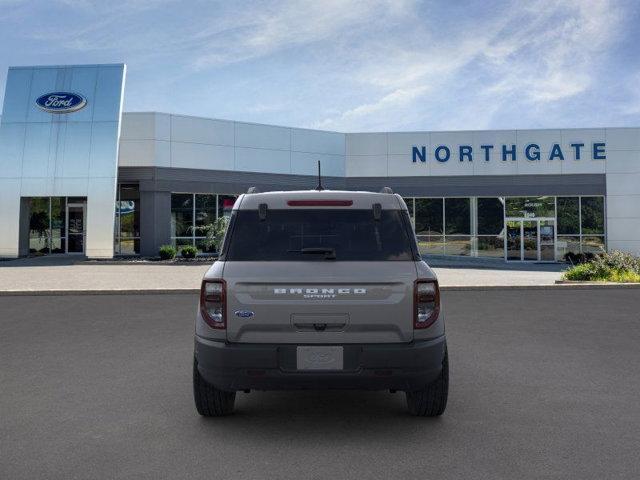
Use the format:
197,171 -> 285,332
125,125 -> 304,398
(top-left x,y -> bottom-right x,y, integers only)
412,142 -> 606,163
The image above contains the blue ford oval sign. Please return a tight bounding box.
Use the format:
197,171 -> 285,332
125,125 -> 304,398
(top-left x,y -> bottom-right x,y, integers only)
35,92 -> 87,114
234,310 -> 254,318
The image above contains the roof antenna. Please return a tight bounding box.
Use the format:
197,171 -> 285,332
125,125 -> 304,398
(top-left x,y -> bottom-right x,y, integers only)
316,160 -> 324,191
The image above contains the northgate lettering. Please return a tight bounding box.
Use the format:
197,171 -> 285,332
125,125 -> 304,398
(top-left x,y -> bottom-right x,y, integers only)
411,143 -> 606,163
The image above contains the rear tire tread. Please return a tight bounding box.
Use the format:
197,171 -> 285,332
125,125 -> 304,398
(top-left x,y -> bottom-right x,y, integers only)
193,359 -> 236,416
406,347 -> 449,417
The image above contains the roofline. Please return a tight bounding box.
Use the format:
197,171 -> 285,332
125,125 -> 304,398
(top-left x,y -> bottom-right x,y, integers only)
122,112 -> 639,135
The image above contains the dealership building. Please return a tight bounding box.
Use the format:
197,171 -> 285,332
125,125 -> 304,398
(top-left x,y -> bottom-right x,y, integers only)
1,63 -> 639,262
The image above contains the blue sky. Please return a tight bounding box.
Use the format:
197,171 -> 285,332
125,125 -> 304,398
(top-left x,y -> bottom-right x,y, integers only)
0,0 -> 639,132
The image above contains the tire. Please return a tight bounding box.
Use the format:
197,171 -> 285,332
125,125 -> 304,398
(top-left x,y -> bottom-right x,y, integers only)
193,358 -> 236,416
405,346 -> 449,417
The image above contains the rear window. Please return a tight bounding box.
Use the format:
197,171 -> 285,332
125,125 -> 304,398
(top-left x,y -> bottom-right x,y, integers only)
224,209 -> 417,261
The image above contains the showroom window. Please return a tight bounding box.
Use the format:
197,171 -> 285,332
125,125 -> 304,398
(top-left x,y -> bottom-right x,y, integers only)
114,184 -> 140,255
557,196 -> 606,256
28,197 -> 65,254
414,198 -> 444,255
170,193 -> 237,252
477,197 -> 505,258
409,197 -> 472,256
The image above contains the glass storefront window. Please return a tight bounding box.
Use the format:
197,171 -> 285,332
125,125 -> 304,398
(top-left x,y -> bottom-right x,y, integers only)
114,184 -> 140,255
445,235 -> 471,256
557,197 -> 579,235
477,198 -> 504,235
477,235 -> 504,258
557,236 -> 581,258
170,193 -> 238,253
29,198 -> 50,254
171,194 -> 193,238
505,196 -> 555,218
416,235 -> 444,255
27,196 -> 82,255
218,195 -> 238,219
445,198 -> 470,235
415,198 -> 443,235
582,236 -> 606,254
196,194 -> 216,227
581,197 -> 605,234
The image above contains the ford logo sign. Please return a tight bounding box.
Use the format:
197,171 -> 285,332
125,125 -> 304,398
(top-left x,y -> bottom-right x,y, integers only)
35,92 -> 87,114
234,310 -> 254,318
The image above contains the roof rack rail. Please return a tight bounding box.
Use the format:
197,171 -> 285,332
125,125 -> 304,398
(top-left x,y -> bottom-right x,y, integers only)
379,186 -> 394,194
247,186 -> 260,194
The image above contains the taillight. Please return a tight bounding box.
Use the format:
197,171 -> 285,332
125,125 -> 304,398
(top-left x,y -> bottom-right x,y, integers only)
200,279 -> 226,329
414,279 -> 440,329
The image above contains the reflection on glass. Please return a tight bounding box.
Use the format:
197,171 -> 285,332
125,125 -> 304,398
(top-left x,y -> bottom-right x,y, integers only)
218,195 -> 238,219
582,236 -> 606,254
445,198 -> 470,235
29,198 -> 50,253
523,221 -> 538,260
477,198 -> 504,235
196,194 -> 216,227
416,235 -> 444,255
172,238 -> 193,249
67,205 -> 85,253
477,235 -> 504,258
445,236 -> 471,256
51,197 -> 66,239
171,194 -> 193,237
557,236 -> 581,259
506,220 -> 521,260
415,198 -> 443,235
581,197 -> 605,234
539,220 -> 555,261
506,196 -> 554,218
557,197 -> 579,234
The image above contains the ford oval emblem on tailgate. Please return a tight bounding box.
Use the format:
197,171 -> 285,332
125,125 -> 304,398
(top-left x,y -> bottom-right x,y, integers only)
234,310 -> 254,318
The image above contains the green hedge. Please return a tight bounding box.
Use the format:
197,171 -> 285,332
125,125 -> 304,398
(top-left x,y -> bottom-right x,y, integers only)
563,251 -> 640,282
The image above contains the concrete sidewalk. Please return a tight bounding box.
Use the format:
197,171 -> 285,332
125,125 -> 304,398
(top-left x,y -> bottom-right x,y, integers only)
0,256 -> 566,293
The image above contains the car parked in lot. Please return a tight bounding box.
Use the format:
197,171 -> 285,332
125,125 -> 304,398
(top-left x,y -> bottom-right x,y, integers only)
193,188 -> 448,416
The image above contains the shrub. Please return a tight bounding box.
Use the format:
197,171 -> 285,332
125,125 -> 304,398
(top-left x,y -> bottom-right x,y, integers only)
159,245 -> 177,260
563,250 -> 640,282
180,245 -> 198,258
563,252 -> 595,265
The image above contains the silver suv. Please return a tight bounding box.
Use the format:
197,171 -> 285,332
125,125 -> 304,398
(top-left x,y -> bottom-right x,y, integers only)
193,189 -> 448,416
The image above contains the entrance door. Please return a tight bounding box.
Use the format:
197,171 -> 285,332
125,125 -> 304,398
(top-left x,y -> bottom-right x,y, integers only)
505,219 -> 555,262
66,203 -> 86,254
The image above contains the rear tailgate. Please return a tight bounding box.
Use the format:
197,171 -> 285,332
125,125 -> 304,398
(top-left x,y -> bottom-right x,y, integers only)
224,261 -> 417,344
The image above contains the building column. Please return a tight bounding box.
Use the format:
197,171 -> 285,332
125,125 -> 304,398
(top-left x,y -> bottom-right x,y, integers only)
139,189 -> 171,256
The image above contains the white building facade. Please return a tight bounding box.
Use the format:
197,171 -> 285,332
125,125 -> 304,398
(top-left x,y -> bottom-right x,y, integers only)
1,64 -> 639,261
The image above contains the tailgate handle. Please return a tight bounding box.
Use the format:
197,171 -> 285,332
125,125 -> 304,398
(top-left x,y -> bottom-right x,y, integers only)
292,314 -> 349,332
293,322 -> 346,332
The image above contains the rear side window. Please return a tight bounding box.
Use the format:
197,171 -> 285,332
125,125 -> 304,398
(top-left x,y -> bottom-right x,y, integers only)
224,209 -> 416,261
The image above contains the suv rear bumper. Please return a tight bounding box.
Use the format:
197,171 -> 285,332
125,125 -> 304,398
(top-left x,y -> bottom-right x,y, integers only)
194,335 -> 446,392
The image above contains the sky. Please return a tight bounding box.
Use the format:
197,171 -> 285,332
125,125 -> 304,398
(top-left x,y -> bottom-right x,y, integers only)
0,0 -> 639,132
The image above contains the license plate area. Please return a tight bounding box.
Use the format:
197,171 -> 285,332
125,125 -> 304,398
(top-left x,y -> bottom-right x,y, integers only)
296,346 -> 344,371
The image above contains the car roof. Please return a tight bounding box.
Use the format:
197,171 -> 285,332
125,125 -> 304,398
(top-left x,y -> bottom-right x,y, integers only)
235,190 -> 407,210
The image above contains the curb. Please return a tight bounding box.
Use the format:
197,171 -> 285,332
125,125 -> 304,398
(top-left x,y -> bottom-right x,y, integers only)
0,288 -> 200,296
2,282 -> 640,296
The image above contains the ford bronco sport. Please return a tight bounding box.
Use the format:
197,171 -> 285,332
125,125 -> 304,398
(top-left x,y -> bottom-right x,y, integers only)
193,188 -> 448,416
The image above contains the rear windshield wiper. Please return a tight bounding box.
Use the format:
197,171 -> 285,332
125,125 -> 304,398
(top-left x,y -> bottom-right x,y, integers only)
300,247 -> 336,260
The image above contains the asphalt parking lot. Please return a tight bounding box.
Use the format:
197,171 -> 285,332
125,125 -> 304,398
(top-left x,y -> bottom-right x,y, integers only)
1,289 -> 639,479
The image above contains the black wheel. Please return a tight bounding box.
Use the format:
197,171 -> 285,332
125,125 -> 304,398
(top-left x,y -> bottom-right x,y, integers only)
193,358 -> 236,416
405,346 -> 449,417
